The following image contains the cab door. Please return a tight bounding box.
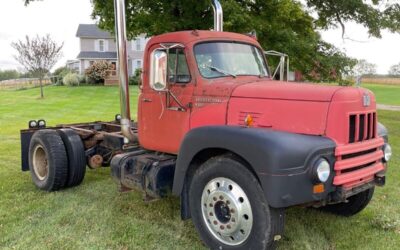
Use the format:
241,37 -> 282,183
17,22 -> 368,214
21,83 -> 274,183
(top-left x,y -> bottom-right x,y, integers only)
138,44 -> 194,154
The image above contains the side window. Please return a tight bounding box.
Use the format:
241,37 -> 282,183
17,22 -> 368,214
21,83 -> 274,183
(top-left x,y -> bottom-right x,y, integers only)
150,49 -> 167,91
167,48 -> 191,84
99,40 -> 105,52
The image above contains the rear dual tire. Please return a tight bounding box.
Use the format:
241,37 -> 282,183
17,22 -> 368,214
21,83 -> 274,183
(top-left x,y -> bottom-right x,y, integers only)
29,129 -> 86,191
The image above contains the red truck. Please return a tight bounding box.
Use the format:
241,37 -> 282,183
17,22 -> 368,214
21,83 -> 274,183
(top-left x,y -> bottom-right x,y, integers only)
20,0 -> 393,249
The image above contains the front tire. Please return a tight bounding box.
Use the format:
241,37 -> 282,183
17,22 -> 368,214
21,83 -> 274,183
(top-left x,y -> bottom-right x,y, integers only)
320,187 -> 375,216
189,156 -> 284,250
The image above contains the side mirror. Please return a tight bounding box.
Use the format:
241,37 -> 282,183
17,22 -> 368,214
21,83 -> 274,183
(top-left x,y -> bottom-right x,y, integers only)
150,49 -> 167,91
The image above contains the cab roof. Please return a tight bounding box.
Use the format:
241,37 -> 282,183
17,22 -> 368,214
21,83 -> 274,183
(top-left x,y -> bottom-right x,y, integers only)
146,30 -> 260,48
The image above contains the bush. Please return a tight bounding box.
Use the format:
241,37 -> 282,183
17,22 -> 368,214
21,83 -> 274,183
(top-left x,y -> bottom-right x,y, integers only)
78,74 -> 86,84
63,73 -> 80,86
53,67 -> 73,86
85,76 -> 96,85
85,60 -> 112,84
129,68 -> 142,85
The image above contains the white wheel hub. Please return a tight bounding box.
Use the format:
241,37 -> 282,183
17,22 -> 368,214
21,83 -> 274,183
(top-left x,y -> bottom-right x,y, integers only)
201,177 -> 253,246
32,145 -> 48,181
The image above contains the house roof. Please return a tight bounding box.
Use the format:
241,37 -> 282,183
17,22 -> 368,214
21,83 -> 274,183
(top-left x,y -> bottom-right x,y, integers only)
76,24 -> 113,39
77,51 -> 117,59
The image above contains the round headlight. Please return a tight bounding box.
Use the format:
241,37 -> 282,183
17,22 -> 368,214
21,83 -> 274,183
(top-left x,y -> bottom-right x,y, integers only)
29,120 -> 37,128
383,144 -> 392,162
314,158 -> 331,183
38,119 -> 46,128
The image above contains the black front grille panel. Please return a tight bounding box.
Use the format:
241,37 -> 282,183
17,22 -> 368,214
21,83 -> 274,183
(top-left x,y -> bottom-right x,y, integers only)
348,112 -> 376,143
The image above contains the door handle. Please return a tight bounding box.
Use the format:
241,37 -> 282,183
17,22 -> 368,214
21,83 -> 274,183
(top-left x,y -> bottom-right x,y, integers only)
142,98 -> 152,102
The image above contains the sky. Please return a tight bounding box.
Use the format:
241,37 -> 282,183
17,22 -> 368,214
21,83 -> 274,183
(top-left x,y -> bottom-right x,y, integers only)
0,0 -> 399,74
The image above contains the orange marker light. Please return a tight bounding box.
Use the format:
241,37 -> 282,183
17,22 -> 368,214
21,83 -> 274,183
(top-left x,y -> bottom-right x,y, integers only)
245,114 -> 253,127
313,183 -> 324,194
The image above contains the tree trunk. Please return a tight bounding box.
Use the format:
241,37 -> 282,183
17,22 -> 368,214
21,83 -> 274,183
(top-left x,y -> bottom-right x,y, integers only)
39,77 -> 44,98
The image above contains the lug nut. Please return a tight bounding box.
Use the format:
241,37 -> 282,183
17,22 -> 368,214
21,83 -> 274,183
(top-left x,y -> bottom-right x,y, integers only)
231,218 -> 236,222
209,212 -> 214,216
220,225 -> 225,230
213,197 -> 217,201
209,203 -> 213,207
227,225 -> 231,229
213,220 -> 218,225
230,208 -> 235,213
219,195 -> 224,200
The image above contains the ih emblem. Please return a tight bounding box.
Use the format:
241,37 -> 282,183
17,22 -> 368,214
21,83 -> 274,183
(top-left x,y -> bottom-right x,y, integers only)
363,94 -> 371,107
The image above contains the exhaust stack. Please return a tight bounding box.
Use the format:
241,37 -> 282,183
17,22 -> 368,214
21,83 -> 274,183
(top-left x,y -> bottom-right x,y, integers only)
114,0 -> 136,143
211,0 -> 223,31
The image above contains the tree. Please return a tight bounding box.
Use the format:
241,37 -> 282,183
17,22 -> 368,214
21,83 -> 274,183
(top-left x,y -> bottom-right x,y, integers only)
89,0 -> 357,82
11,35 -> 63,98
25,0 -> 400,39
25,0 -> 399,82
353,59 -> 377,77
0,70 -> 20,81
306,0 -> 400,38
388,63 -> 400,76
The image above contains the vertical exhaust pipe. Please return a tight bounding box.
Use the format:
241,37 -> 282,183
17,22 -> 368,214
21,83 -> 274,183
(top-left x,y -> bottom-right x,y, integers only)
114,0 -> 136,143
211,0 -> 223,32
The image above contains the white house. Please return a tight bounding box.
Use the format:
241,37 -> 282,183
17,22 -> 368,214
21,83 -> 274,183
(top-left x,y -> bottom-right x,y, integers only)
74,24 -> 149,76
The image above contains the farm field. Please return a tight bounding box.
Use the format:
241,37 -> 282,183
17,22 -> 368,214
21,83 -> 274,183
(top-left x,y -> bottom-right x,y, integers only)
363,83 -> 400,106
0,86 -> 399,249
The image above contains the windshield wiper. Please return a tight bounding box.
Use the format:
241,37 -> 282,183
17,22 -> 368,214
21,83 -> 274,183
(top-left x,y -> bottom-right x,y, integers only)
208,66 -> 236,78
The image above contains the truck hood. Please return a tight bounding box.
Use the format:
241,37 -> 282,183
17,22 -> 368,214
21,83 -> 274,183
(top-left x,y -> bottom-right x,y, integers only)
231,80 -> 343,102
227,80 -> 375,138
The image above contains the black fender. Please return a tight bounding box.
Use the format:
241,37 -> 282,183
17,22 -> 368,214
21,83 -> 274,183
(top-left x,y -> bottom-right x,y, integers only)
172,126 -> 336,209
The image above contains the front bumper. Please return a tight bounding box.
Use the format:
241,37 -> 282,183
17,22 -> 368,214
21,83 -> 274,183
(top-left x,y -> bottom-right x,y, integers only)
263,137 -> 387,208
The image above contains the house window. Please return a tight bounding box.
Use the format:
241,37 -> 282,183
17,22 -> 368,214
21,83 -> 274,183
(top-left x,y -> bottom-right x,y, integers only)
136,60 -> 142,68
133,59 -> 143,73
99,40 -> 105,52
133,38 -> 142,51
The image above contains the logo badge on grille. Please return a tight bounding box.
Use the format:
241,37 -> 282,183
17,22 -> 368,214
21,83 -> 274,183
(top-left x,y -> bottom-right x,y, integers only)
363,94 -> 371,107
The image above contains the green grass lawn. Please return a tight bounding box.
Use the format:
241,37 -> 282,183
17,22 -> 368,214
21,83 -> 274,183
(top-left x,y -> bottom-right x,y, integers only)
0,86 -> 399,249
363,83 -> 400,106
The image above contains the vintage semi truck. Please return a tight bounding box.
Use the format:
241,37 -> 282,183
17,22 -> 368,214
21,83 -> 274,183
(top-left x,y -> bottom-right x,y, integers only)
20,0 -> 393,249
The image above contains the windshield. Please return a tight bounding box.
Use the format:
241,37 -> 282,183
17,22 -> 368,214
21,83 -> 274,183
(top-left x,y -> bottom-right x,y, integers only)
194,42 -> 268,79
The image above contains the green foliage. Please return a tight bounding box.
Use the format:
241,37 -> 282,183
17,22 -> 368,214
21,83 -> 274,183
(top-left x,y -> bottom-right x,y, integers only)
85,60 -> 112,84
25,0 -> 399,38
78,74 -> 86,84
52,66 -> 69,77
52,66 -> 73,85
91,0 -> 356,82
62,73 -> 80,86
129,68 -> 142,85
307,0 -> 400,38
0,69 -> 20,81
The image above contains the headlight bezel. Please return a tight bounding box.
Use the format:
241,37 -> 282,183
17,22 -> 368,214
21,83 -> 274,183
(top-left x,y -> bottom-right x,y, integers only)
311,158 -> 331,184
383,144 -> 392,162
